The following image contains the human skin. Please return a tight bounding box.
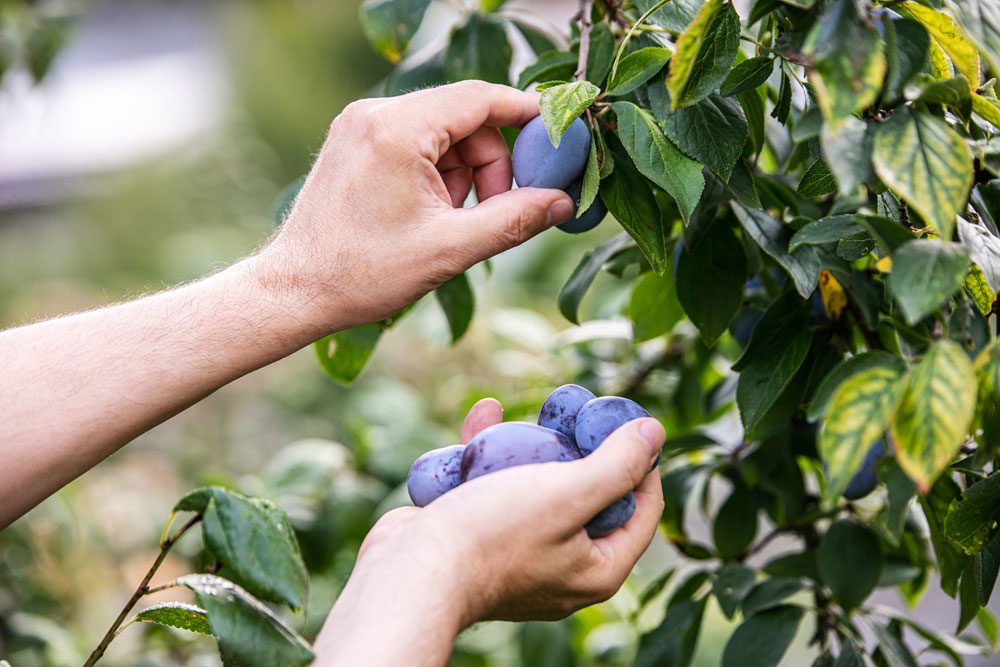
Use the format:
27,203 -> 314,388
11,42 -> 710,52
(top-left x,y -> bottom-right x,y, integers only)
313,399 -> 665,667
0,81 -> 574,528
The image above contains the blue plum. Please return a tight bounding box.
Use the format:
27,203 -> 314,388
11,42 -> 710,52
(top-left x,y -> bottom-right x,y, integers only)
586,492 -> 636,538
575,396 -> 651,457
557,179 -> 606,234
538,384 -> 596,442
512,116 -> 590,190
460,422 -> 580,483
407,444 -> 465,507
843,443 -> 884,500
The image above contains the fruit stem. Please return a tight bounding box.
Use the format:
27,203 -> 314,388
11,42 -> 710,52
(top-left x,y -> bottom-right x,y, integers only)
82,513 -> 201,667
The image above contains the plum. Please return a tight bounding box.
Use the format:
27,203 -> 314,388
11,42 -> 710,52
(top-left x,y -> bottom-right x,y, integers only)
512,116 -> 590,190
557,179 -> 606,234
407,444 -> 465,507
538,384 -> 596,442
460,422 -> 580,483
843,442 -> 883,500
586,492 -> 636,538
575,396 -> 651,457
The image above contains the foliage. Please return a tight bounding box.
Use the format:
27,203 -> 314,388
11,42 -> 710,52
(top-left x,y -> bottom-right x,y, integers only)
342,0 -> 1000,664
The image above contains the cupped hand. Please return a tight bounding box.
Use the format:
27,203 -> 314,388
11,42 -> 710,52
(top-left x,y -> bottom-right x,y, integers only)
254,82 -> 574,335
356,398 -> 665,625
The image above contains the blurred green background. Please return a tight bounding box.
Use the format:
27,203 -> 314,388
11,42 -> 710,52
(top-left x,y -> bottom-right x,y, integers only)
0,1 -> 811,665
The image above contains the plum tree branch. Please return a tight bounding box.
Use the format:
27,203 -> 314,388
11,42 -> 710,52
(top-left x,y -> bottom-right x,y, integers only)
575,0 -> 594,82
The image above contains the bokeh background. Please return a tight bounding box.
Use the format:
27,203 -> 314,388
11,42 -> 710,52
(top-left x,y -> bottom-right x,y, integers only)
0,1 -> 994,666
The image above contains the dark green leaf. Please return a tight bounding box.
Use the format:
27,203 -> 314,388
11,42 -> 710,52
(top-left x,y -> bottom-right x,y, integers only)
739,87 -> 767,154
558,233 -> 634,324
818,520 -> 883,610
880,460 -> 918,544
771,69 -> 791,124
976,532 -> 1000,606
607,47 -> 672,96
959,560 -> 980,632
179,574 -> 314,667
721,605 -> 804,667
741,578 -> 805,617
25,17 -> 70,83
944,473 -> 1000,555
518,620 -> 574,667
871,622 -> 918,667
627,269 -> 684,342
856,215 -> 915,254
884,18 -> 930,101
720,57 -> 775,97
633,0 -> 703,32
434,273 -> 474,343
789,215 -> 866,253
834,643 -> 865,667
713,483 -> 758,560
445,13 -> 512,84
921,475 -> 970,596
733,203 -> 822,298
820,116 -> 874,196
600,151 -> 670,274
130,602 -> 211,636
713,564 -> 756,619
516,50 -> 577,90
635,597 -> 707,667
676,221 -> 747,343
585,22 -> 616,86
660,93 -> 748,180
763,552 -> 818,580
957,217 -> 1000,294
666,0 -> 741,109
315,324 -> 382,385
359,0 -> 432,63
797,160 -> 837,198
612,101 -> 705,222
888,240 -> 970,326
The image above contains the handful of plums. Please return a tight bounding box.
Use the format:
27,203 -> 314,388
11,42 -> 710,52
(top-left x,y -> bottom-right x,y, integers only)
406,385 -> 653,537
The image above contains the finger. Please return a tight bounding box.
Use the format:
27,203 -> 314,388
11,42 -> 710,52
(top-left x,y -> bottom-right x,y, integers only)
357,506 -> 420,559
440,166 -> 473,207
591,470 -> 664,567
461,398 -> 504,444
440,187 -> 573,269
400,81 -> 540,156
453,126 -> 514,201
556,418 -> 665,524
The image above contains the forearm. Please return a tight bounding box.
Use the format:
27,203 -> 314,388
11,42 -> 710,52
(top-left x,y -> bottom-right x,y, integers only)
0,254 -> 327,527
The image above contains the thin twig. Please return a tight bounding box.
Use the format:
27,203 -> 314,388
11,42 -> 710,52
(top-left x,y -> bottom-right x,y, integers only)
576,0 -> 595,81
83,514 -> 202,667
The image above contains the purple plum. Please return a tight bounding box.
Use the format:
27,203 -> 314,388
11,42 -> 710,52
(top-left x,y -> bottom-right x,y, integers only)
843,443 -> 883,500
538,384 -> 597,442
407,444 -> 465,507
558,179 -> 606,234
586,492 -> 636,538
460,422 -> 580,483
512,116 -> 590,190
575,396 -> 651,457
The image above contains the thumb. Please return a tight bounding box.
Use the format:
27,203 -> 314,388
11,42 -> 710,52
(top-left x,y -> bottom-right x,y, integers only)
559,418 -> 665,521
442,187 -> 573,267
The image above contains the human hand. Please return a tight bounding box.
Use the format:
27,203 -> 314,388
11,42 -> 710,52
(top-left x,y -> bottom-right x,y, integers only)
253,82 -> 575,335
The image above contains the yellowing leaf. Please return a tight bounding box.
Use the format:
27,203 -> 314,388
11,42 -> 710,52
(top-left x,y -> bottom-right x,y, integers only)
876,256 -> 893,273
820,364 -> 904,501
818,270 -> 847,319
890,340 -> 977,493
966,264 -> 997,316
902,2 -> 981,88
928,37 -> 953,80
666,0 -> 740,109
973,93 -> 1000,129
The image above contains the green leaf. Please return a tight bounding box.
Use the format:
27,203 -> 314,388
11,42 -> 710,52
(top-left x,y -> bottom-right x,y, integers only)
519,621 -> 574,667
805,0 -> 885,127
359,0 -> 432,63
712,564 -> 756,619
130,602 -> 211,636
871,622 -> 918,667
739,87 -> 767,153
975,341 -> 1000,453
721,605 -> 804,667
973,93 -> 1000,129
797,160 -> 837,198
676,221 -> 747,343
819,366 -> 903,501
732,203 -> 822,298
558,233 -> 634,324
179,574 -> 314,667
666,0 -> 740,109
315,323 -> 382,385
977,532 -> 1000,606
957,217 -> 1000,295
833,643 -> 865,667
585,22 -> 616,86
771,69 -> 791,124
921,476 -> 970,596
635,597 -> 707,667
516,50 -> 577,90
945,473 -> 1000,555
612,101 -> 705,222
856,214 -> 916,254
820,116 -> 874,196
818,520 -> 883,610
600,151 -> 669,274
965,264 -> 996,317
660,93 -> 748,181
434,273 -> 474,343
627,270 -> 684,342
891,340 -> 977,492
954,0 -> 1000,75
720,56 -> 774,97
578,132 -> 601,217
789,215 -> 866,253
741,578 -> 805,617
902,2 -> 981,88
737,328 -> 812,437
606,47 -> 671,96
445,13 -> 512,84
538,81 -> 599,147
713,484 -> 758,560
633,0 -> 703,32
873,109 -> 973,243
884,18 -> 931,101
887,239 -> 970,326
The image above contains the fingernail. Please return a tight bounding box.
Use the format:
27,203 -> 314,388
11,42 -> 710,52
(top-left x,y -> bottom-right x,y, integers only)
637,419 -> 665,456
546,198 -> 573,226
